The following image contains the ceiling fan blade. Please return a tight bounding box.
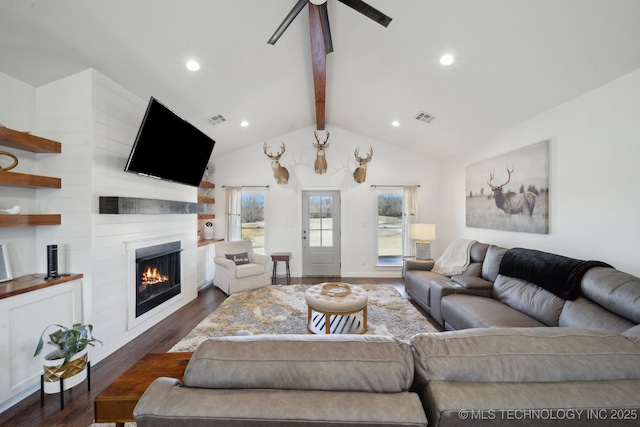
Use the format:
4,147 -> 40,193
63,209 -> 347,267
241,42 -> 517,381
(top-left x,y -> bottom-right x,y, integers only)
268,0 -> 309,45
318,3 -> 333,54
337,0 -> 392,27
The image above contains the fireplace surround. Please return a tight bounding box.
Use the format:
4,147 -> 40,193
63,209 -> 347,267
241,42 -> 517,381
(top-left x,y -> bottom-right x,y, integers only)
125,236 -> 186,330
135,241 -> 182,317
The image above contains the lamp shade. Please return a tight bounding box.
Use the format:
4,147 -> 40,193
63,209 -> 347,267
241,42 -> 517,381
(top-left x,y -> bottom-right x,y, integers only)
409,224 -> 436,242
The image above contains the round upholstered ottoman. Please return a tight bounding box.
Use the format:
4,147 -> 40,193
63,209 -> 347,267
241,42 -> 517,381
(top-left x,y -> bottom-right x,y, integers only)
304,283 -> 368,334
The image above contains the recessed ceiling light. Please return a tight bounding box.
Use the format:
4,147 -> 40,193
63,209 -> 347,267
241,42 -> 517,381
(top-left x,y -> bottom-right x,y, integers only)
186,60 -> 200,71
391,120 -> 400,127
440,54 -> 454,66
240,120 -> 249,127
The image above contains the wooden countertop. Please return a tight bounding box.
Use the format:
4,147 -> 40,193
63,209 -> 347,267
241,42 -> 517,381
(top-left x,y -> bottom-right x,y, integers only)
0,273 -> 83,300
197,238 -> 223,247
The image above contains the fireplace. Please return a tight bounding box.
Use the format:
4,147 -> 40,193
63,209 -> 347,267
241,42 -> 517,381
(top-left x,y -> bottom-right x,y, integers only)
135,241 -> 182,318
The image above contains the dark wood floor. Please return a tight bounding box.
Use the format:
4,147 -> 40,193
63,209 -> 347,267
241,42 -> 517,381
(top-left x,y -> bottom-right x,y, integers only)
0,278 -> 437,427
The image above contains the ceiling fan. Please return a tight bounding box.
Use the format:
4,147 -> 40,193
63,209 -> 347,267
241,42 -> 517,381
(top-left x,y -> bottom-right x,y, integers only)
268,0 -> 392,54
268,0 -> 392,130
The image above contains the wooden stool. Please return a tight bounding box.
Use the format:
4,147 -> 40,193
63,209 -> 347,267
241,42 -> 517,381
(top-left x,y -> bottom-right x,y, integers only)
271,252 -> 291,285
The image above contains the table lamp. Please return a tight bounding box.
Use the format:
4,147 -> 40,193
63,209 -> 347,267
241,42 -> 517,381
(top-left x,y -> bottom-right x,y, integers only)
409,224 -> 436,260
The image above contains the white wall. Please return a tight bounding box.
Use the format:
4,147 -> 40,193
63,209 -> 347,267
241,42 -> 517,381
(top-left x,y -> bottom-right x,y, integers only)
0,72 -> 37,276
1,69 -> 201,371
211,125 -> 441,277
89,70 -> 199,362
440,68 -> 640,277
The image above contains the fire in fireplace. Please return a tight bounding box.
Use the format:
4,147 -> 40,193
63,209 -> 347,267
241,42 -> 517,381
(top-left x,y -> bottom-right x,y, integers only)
135,241 -> 182,317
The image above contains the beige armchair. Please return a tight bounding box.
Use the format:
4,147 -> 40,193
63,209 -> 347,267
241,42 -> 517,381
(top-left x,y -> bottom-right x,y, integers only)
213,240 -> 271,295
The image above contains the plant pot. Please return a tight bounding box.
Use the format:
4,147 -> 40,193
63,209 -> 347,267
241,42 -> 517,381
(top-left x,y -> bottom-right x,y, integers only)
42,346 -> 89,394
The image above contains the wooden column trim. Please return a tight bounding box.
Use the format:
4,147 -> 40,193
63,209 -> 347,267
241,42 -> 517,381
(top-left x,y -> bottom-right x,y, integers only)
309,4 -> 326,130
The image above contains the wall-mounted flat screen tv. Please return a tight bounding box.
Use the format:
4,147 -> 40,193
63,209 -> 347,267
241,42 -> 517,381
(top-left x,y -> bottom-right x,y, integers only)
124,97 -> 215,187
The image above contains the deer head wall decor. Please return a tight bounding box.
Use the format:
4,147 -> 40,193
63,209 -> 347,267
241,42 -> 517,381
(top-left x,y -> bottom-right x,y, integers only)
263,141 -> 290,184
353,146 -> 373,183
313,130 -> 330,175
487,167 -> 536,217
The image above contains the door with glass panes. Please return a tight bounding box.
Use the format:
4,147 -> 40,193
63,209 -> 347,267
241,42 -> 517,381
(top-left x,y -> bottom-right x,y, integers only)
301,190 -> 341,276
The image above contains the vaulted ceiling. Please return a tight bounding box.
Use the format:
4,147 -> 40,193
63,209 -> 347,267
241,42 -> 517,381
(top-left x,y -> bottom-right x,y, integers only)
1,0 -> 640,159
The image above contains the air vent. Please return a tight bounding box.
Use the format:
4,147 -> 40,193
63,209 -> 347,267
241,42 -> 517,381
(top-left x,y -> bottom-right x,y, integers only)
415,111 -> 435,124
205,115 -> 227,126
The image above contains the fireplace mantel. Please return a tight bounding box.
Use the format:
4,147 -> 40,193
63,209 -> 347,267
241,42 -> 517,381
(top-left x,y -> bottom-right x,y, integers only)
99,196 -> 205,215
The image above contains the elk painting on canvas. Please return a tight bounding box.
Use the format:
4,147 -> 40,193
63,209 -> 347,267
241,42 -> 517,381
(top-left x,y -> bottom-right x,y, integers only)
465,140 -> 549,234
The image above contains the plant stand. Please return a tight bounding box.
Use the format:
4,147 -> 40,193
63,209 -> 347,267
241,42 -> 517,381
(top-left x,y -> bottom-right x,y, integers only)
39,347 -> 91,410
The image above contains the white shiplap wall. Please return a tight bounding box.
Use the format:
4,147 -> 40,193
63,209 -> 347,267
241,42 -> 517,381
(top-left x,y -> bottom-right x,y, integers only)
33,69 -> 200,365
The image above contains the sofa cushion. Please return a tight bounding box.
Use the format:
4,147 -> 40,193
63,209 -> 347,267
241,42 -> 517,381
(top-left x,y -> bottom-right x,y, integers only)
135,378 -> 429,427
559,296 -> 636,332
469,242 -> 489,263
424,380 -> 640,427
457,262 -> 481,277
581,267 -> 640,323
235,263 -> 266,278
481,245 -> 507,282
184,334 -> 414,393
441,294 -> 545,330
492,274 -> 565,326
411,327 -> 640,383
451,275 -> 492,290
623,324 -> 640,342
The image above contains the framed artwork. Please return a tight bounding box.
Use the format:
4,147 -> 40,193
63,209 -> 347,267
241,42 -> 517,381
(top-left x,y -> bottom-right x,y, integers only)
0,243 -> 12,282
466,140 -> 549,234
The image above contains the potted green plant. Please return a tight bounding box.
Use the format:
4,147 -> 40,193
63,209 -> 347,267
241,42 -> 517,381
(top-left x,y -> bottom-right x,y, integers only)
34,323 -> 102,394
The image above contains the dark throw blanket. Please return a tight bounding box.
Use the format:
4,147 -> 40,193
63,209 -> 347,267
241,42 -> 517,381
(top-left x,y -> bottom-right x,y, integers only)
498,248 -> 612,300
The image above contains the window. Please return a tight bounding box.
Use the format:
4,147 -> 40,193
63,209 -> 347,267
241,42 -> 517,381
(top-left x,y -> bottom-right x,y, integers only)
241,191 -> 265,254
308,195 -> 334,247
377,191 -> 403,265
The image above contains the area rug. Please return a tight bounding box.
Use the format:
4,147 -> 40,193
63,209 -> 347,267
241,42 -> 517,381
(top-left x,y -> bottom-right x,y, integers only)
89,424 -> 135,427
88,285 -> 435,426
169,284 -> 436,352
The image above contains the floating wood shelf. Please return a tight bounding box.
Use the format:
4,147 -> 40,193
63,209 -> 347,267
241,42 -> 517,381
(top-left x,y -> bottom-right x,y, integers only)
197,238 -> 224,247
0,126 -> 62,227
0,127 -> 61,153
199,181 -> 215,188
99,196 -> 206,215
198,214 -> 215,220
197,196 -> 215,204
0,214 -> 61,227
0,170 -> 61,188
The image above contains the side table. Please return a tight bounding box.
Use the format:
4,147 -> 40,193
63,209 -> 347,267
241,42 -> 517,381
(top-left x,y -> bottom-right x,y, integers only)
271,252 -> 291,285
94,352 -> 192,427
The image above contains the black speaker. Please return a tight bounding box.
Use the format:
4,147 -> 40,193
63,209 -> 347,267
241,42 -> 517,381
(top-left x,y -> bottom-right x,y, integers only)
47,245 -> 58,279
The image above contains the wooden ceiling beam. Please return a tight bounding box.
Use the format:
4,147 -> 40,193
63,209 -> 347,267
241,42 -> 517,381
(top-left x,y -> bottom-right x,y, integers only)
309,4 -> 326,130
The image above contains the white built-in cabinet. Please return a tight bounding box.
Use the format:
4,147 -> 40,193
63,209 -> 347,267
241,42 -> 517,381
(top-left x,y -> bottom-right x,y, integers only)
197,241 -> 218,290
0,278 -> 83,411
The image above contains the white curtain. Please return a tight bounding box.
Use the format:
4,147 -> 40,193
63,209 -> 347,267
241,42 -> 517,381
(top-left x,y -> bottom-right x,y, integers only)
225,186 -> 242,242
402,186 -> 419,257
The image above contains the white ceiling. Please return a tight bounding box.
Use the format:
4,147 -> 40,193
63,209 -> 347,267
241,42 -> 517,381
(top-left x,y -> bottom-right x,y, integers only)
1,0 -> 640,159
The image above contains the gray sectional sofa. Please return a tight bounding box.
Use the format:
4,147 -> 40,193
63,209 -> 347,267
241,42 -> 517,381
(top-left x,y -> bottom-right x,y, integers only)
133,330 -> 640,427
405,242 -> 640,337
412,327 -> 640,427
134,334 -> 429,427
133,243 -> 640,426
